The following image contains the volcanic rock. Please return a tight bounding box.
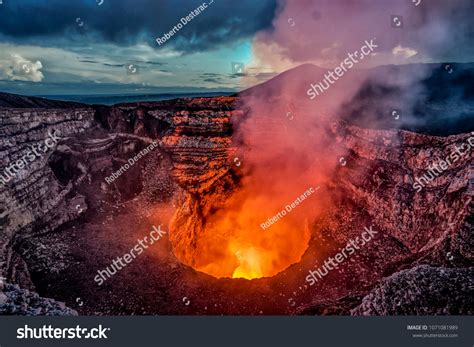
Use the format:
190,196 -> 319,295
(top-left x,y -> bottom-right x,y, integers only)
0,86 -> 472,315
0,282 -> 77,315
351,265 -> 473,315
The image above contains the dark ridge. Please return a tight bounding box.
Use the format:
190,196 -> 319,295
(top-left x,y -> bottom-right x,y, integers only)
0,92 -> 86,109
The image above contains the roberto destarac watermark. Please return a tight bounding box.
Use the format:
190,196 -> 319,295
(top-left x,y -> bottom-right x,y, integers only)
260,186 -> 319,230
156,2 -> 213,46
105,141 -> 158,184
94,225 -> 166,285
306,226 -> 377,286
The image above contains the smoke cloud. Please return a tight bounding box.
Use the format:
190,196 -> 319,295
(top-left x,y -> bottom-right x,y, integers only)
245,0 -> 474,132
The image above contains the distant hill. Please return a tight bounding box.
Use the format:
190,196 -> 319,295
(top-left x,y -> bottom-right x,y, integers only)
239,62 -> 474,136
340,62 -> 474,135
0,92 -> 85,108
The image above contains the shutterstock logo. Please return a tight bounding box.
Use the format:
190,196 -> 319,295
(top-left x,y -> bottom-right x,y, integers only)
305,226 -> 378,285
306,39 -> 378,100
17,325 -> 110,339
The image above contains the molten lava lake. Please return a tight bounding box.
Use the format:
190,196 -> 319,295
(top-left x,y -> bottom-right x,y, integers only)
170,187 -> 319,280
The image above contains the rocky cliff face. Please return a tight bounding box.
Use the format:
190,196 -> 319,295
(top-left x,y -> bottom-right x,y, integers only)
330,122 -> 473,259
0,93 -> 472,315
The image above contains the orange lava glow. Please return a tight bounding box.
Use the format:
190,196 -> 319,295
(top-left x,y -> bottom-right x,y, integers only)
193,188 -> 313,279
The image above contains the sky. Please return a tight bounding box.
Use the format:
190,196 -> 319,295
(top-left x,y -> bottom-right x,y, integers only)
0,0 -> 473,96
0,0 -> 277,95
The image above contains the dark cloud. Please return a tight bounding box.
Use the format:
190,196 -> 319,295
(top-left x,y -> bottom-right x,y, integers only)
201,72 -> 221,77
0,0 -> 277,53
202,78 -> 222,83
197,72 -> 226,83
144,61 -> 167,66
102,63 -> 125,67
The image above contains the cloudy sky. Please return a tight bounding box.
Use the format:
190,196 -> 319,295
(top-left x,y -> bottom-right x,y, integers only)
0,0 -> 277,95
0,0 -> 472,96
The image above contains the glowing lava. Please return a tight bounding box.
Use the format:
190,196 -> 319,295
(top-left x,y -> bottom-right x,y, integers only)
191,189 -> 313,280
